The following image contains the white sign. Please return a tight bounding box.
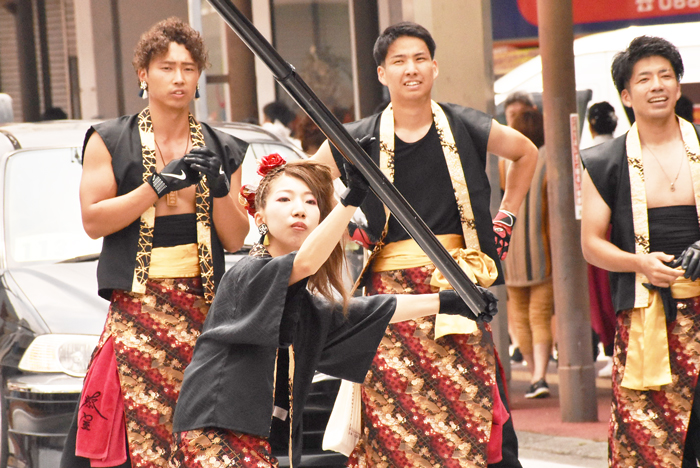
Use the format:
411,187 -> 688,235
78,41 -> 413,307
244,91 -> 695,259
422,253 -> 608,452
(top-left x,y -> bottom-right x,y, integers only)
570,114 -> 583,220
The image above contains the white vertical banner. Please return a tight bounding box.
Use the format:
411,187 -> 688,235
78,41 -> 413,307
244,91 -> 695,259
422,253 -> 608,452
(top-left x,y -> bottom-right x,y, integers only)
570,113 -> 583,220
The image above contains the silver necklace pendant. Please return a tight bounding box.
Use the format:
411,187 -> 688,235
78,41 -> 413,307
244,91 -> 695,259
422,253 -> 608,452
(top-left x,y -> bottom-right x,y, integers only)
671,183 -> 676,192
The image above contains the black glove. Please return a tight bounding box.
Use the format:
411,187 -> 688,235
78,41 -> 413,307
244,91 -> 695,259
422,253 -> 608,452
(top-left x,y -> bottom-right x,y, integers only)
669,241 -> 700,281
184,146 -> 230,198
148,157 -> 200,198
438,287 -> 499,323
339,160 -> 370,207
356,135 -> 375,154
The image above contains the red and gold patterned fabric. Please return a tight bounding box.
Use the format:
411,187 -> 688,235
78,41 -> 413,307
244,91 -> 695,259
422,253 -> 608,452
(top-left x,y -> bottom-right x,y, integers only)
348,265 -> 498,468
79,278 -> 209,468
609,296 -> 700,468
170,428 -> 279,468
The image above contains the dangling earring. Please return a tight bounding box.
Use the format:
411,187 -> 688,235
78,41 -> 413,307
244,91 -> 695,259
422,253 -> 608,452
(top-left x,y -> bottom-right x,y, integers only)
195,84 -> 201,100
139,81 -> 148,99
258,223 -> 269,245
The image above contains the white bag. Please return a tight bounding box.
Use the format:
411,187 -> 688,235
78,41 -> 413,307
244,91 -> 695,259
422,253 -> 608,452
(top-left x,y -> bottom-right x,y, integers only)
322,379 -> 362,456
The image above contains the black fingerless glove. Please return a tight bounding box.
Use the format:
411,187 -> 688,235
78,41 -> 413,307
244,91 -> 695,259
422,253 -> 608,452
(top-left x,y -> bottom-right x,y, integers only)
184,146 -> 230,198
438,287 -> 499,323
148,157 -> 200,198
340,160 -> 370,207
669,240 -> 700,281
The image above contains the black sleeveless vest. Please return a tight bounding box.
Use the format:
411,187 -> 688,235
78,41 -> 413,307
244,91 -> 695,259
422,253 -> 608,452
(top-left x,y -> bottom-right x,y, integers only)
330,102 -> 503,284
581,124 -> 700,312
85,114 -> 247,300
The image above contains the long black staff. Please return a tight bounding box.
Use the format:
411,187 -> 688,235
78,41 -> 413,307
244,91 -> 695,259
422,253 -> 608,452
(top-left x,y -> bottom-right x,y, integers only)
207,0 -> 488,314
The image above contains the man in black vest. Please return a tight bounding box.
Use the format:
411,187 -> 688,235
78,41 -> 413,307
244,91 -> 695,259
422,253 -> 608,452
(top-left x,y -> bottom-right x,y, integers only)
313,22 -> 536,468
581,35 -> 700,468
61,18 -> 249,468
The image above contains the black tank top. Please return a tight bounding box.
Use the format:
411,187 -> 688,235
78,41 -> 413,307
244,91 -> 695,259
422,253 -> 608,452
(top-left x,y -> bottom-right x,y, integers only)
385,123 -> 462,243
152,214 -> 197,248
648,205 -> 700,257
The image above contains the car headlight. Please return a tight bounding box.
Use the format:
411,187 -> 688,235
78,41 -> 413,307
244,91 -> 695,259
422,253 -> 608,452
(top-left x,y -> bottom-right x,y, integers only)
19,335 -> 100,378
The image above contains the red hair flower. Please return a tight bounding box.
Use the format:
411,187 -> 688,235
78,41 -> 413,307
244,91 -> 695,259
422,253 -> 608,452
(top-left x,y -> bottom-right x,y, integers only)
257,153 -> 286,177
238,184 -> 258,217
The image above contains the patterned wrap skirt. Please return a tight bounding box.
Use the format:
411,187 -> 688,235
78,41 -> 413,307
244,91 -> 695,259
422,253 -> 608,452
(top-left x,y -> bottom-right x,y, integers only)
77,278 -> 209,468
609,296 -> 700,468
347,265 -> 498,468
170,429 -> 278,468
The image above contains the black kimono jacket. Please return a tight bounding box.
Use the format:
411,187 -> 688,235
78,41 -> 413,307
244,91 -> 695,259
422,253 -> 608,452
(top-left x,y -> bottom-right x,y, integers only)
172,249 -> 396,466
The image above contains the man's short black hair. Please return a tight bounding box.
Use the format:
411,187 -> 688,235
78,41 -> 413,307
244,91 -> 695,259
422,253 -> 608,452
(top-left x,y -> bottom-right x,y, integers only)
263,101 -> 295,127
587,101 -> 618,135
373,22 -> 436,67
611,35 -> 684,94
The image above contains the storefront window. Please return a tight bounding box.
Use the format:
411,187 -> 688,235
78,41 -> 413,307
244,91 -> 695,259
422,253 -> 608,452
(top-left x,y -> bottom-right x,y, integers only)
271,0 -> 354,119
202,1 -> 230,121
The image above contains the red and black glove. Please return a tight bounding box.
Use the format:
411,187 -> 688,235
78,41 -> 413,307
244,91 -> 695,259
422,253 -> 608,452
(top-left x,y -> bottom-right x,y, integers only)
493,210 -> 516,260
347,221 -> 377,249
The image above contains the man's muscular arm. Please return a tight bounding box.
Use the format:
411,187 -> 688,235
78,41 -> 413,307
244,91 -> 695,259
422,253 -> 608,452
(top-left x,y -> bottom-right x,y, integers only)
311,140 -> 342,179
581,169 -> 681,287
80,133 -> 159,239
486,120 -> 538,214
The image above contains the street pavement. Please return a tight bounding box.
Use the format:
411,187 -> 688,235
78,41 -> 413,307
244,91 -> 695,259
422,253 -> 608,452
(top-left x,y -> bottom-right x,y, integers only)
508,357 -> 611,467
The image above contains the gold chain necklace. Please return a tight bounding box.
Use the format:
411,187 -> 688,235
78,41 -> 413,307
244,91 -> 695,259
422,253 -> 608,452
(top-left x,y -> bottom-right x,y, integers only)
644,144 -> 684,192
154,136 -> 190,206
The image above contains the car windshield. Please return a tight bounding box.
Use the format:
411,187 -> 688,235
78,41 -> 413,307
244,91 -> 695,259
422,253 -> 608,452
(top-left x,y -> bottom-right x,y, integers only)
3,140 -> 305,264
4,148 -> 102,265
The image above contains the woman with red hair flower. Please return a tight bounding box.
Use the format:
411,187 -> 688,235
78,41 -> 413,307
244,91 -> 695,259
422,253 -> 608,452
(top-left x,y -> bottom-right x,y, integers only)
169,155 -> 497,467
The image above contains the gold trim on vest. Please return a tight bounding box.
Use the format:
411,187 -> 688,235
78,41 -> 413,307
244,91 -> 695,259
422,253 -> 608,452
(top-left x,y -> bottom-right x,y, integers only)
134,108 -> 216,303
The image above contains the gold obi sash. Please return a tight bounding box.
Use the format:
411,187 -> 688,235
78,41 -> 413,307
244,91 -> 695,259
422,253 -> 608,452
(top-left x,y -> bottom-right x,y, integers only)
373,234 -> 498,338
622,276 -> 700,391
148,243 -> 201,279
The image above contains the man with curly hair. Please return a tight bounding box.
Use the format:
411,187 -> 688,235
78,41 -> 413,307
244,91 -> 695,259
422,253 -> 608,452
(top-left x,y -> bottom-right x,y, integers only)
60,17 -> 249,468
581,35 -> 700,468
314,21 -> 536,468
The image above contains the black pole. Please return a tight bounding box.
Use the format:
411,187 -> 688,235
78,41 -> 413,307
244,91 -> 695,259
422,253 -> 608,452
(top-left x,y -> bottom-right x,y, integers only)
207,0 -> 487,314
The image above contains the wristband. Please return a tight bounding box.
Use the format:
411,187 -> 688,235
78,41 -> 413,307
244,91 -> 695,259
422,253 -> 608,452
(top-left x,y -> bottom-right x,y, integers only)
149,173 -> 169,198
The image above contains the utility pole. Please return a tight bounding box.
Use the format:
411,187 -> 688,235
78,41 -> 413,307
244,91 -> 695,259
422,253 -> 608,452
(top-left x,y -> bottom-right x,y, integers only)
536,0 -> 598,421
16,0 -> 41,121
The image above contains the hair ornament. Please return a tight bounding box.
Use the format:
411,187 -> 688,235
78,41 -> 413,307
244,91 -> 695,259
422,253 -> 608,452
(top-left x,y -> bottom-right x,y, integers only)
256,153 -> 286,177
238,184 -> 258,216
